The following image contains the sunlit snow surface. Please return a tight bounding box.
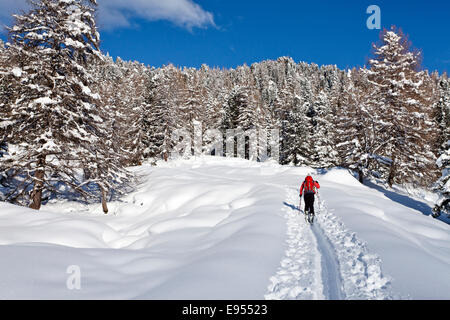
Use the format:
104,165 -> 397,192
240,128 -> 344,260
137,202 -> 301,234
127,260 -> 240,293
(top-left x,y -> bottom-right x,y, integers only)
0,157 -> 449,299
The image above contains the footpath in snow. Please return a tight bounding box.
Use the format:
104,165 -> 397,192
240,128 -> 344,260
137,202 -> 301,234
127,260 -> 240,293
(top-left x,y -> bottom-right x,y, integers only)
0,157 -> 449,299
265,185 -> 393,300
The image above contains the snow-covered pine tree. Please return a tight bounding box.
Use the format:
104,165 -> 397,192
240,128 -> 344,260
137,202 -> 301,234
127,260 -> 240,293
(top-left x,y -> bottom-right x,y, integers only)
223,85 -> 242,131
435,75 -> 450,154
91,57 -> 148,165
237,83 -> 259,132
308,89 -> 339,168
367,27 -> 440,187
281,97 -> 310,165
278,65 -> 308,165
433,76 -> 450,217
433,140 -> 449,217
0,0 -> 130,212
144,66 -> 179,162
336,68 -> 377,183
177,68 -> 206,154
90,55 -> 125,166
0,40 -> 9,159
240,71 -> 263,160
292,73 -> 316,166
223,85 -> 245,158
116,62 -> 150,166
129,65 -> 154,164
198,65 -> 227,156
265,79 -> 281,129
220,71 -> 259,160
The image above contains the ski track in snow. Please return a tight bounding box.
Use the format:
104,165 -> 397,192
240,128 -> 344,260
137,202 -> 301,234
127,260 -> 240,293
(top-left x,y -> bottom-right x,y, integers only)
310,221 -> 344,300
266,185 -> 396,300
265,186 -> 324,300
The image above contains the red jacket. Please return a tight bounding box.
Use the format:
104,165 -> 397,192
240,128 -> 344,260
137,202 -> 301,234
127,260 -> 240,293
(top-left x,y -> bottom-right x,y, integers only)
300,176 -> 320,196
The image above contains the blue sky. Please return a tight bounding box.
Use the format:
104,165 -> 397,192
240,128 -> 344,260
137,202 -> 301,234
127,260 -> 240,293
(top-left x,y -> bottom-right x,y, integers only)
1,0 -> 449,74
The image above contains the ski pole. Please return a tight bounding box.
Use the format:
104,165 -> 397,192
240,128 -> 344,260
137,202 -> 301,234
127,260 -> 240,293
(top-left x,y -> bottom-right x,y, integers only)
317,191 -> 321,213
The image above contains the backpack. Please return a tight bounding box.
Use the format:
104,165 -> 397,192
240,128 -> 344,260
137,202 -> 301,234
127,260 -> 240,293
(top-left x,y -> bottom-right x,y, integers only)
304,177 -> 316,194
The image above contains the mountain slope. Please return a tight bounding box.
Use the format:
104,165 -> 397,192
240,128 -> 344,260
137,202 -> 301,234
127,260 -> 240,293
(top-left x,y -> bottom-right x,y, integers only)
0,157 -> 448,299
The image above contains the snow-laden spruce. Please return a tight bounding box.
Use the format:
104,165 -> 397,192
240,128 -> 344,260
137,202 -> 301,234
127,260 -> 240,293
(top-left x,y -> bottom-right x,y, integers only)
0,0 -> 131,211
433,77 -> 450,216
434,140 -> 450,216
366,27 -> 439,186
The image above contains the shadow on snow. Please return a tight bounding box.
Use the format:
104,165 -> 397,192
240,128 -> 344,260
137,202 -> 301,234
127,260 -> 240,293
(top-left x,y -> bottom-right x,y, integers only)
364,180 -> 450,225
283,202 -> 301,212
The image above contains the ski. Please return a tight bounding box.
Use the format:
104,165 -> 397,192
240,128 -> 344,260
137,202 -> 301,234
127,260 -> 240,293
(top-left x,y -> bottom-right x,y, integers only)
304,209 -> 314,225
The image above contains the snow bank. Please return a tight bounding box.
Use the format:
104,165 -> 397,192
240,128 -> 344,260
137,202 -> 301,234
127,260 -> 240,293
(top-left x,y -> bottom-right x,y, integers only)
320,168 -> 450,299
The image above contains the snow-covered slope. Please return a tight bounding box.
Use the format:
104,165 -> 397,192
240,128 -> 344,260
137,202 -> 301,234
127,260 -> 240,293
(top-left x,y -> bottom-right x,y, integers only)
0,157 -> 449,299
320,170 -> 450,299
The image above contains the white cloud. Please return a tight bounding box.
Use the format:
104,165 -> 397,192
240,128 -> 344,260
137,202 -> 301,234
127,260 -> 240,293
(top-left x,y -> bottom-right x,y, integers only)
0,0 -> 215,32
98,0 -> 215,30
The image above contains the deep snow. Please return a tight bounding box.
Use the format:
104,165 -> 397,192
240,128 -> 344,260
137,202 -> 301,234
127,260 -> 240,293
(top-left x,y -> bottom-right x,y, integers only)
0,157 -> 449,299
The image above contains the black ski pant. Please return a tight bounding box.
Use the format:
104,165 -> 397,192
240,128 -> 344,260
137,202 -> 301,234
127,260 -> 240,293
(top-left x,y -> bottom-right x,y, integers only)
304,193 -> 315,215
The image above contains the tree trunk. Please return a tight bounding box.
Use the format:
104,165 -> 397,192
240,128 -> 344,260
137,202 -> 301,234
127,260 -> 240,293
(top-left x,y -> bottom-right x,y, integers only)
388,159 -> 396,187
100,186 -> 108,214
30,155 -> 45,211
163,151 -> 168,162
357,167 -> 364,184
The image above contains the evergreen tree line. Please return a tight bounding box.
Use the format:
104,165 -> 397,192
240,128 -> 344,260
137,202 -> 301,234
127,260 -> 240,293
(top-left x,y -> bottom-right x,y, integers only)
93,29 -> 449,189
0,1 -> 449,212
